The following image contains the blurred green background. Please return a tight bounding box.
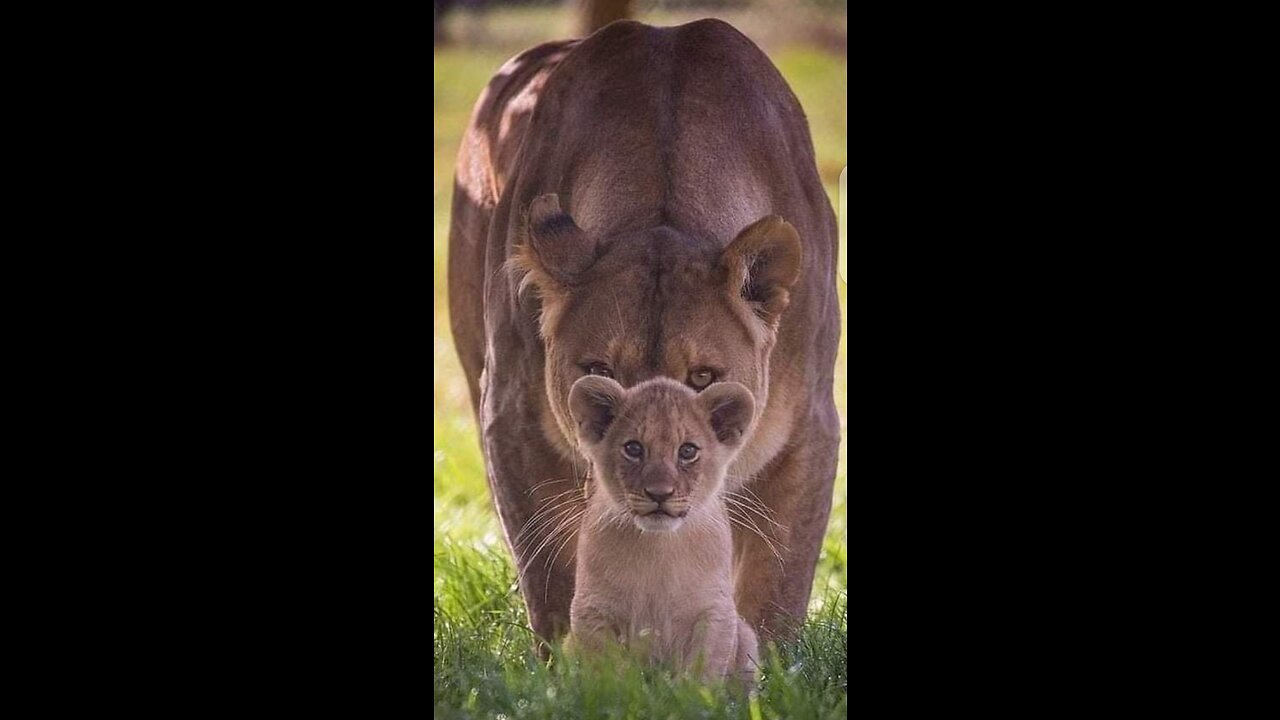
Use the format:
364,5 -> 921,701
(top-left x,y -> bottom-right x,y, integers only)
434,2 -> 846,717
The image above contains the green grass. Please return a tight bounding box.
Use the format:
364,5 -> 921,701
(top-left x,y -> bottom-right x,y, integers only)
435,20 -> 847,719
435,540 -> 848,720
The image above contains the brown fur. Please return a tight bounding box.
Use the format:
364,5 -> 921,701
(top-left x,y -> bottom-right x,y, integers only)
568,377 -> 758,683
448,19 -> 841,650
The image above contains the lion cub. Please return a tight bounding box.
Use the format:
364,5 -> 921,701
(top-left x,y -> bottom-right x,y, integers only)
567,375 -> 759,683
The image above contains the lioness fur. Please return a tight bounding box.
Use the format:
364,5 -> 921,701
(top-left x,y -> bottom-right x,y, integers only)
448,18 -> 841,649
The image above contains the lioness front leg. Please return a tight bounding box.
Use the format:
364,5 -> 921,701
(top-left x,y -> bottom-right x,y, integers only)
482,407 -> 582,654
733,408 -> 841,641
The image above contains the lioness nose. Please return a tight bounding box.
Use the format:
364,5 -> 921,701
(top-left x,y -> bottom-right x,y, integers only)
644,486 -> 674,503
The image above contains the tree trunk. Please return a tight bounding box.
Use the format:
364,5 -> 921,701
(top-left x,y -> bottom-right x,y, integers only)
579,0 -> 632,37
434,0 -> 453,46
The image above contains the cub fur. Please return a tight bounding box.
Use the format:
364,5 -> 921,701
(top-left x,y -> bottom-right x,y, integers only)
567,376 -> 759,683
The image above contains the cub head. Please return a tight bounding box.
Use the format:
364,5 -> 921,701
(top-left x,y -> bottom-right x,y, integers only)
569,375 -> 755,533
513,194 -> 801,462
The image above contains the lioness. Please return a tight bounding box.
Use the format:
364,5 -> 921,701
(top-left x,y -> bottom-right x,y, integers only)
448,19 -> 841,648
567,376 -> 758,682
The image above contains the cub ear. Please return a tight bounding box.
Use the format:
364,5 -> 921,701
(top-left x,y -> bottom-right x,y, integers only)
721,216 -> 802,328
569,375 -> 626,445
516,194 -> 599,290
698,382 -> 756,447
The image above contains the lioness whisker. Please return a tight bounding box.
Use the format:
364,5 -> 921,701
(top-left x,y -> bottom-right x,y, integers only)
526,477 -> 573,496
518,505 -> 583,590
516,514 -> 571,553
724,492 -> 788,531
726,483 -> 772,513
727,517 -> 784,570
519,497 -> 583,562
518,491 -> 580,533
737,485 -> 777,516
725,506 -> 786,570
517,486 -> 583,532
523,518 -> 581,574
543,511 -> 583,574
725,487 -> 788,532
515,491 -> 584,547
538,510 -> 585,599
748,516 -> 789,557
724,494 -> 769,522
519,485 -> 583,520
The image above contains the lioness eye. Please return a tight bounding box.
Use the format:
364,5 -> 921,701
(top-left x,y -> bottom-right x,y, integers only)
623,441 -> 644,459
689,369 -> 715,389
678,443 -> 699,462
587,363 -> 614,379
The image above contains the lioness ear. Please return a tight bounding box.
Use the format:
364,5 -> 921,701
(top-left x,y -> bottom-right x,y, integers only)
698,382 -> 755,447
517,194 -> 599,290
721,216 -> 802,328
569,376 -> 626,445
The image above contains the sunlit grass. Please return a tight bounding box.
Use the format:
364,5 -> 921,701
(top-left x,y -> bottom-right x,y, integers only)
435,540 -> 847,720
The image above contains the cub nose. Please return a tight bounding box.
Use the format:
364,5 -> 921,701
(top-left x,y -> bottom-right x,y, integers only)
644,485 -> 674,503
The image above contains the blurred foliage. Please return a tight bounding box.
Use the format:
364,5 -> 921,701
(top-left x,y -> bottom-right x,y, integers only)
436,0 -> 848,57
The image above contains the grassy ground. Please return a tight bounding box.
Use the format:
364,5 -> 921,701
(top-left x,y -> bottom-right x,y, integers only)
434,17 -> 847,719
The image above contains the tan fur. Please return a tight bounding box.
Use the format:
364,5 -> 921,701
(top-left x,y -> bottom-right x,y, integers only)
448,19 -> 841,650
568,377 -> 758,683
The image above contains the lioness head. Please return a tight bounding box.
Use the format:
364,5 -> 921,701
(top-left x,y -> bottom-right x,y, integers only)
515,194 -> 801,462
569,375 -> 754,533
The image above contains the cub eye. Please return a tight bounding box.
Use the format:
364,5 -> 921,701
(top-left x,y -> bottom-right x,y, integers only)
678,443 -> 699,462
623,441 -> 644,460
587,363 -> 614,379
689,368 -> 715,389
